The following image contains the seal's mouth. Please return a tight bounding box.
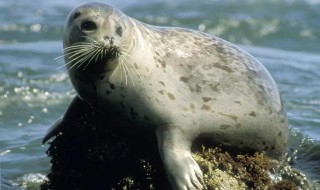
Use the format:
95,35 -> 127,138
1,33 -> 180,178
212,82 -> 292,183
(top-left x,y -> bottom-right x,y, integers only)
61,40 -> 121,72
89,43 -> 121,65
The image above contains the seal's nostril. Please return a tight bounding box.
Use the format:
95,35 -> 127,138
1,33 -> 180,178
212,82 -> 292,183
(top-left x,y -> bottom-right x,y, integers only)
110,37 -> 114,45
104,36 -> 114,45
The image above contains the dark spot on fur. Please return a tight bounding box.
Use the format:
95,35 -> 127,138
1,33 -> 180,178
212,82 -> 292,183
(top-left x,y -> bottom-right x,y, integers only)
130,107 -> 138,120
144,115 -> 150,121
200,104 -> 211,111
219,112 -> 238,121
109,83 -> 115,90
158,90 -> 165,95
106,90 -> 112,95
220,124 -> 232,129
167,92 -> 175,100
209,84 -> 220,92
234,101 -> 242,105
181,114 -> 187,118
213,62 -> 234,73
156,58 -> 166,68
202,97 -> 212,102
249,111 -> 257,117
180,76 -> 189,83
120,94 -> 126,98
188,86 -> 195,92
235,123 -> 241,128
278,132 -> 282,136
159,81 -> 165,87
196,84 -> 202,93
190,103 -> 196,113
161,61 -> 166,68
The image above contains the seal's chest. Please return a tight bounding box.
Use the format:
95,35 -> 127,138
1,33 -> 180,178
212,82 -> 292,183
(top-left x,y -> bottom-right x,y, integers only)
94,82 -> 155,123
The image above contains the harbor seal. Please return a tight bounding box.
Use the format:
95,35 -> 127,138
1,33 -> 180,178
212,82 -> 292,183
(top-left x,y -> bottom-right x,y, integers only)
44,2 -> 288,190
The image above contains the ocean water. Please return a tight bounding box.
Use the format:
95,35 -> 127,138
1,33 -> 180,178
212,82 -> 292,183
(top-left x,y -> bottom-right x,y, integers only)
0,0 -> 319,189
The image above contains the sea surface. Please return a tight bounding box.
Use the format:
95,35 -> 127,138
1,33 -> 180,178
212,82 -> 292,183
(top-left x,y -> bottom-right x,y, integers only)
1,0 -> 319,189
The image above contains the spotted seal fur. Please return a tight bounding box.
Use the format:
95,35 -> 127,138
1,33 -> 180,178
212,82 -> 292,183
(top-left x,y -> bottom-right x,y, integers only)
44,2 -> 288,190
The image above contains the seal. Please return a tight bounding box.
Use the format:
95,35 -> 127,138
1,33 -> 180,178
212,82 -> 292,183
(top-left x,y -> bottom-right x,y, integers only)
44,2 -> 288,190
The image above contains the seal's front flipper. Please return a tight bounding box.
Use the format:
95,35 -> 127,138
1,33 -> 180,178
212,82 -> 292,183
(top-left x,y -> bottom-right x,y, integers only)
156,125 -> 204,190
42,117 -> 63,144
42,96 -> 86,144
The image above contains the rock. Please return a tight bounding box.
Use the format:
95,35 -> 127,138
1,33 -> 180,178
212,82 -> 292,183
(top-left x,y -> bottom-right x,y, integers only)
41,100 -> 316,190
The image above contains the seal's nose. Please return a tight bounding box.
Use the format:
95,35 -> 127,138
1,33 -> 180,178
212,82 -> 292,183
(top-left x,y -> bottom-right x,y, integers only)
104,36 -> 114,45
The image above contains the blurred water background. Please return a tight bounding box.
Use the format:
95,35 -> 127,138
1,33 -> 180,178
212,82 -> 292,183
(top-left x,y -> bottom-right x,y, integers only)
0,0 -> 319,189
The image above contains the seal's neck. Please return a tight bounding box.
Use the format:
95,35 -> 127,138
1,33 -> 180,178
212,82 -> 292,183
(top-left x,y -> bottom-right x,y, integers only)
128,18 -> 154,53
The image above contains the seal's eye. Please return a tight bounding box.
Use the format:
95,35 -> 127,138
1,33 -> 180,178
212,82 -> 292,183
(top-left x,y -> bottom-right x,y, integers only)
116,26 -> 123,37
81,20 -> 97,31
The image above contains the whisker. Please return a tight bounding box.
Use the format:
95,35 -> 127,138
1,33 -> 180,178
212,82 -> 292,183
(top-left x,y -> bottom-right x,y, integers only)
54,54 -> 66,60
87,47 -> 102,63
65,51 -> 93,71
120,51 -> 141,78
120,60 -> 128,85
121,58 -> 135,86
95,48 -> 104,63
120,63 -> 124,84
81,47 -> 102,70
81,36 -> 99,44
56,37 -> 123,73
57,50 -> 89,70
65,45 -> 96,70
77,49 -> 99,70
58,48 -> 93,69
54,43 -> 94,60
63,42 -> 94,50
68,48 -> 94,60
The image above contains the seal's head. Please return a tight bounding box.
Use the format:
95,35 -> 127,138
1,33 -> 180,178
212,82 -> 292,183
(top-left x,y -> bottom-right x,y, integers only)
62,2 -> 136,99
63,2 -> 130,74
